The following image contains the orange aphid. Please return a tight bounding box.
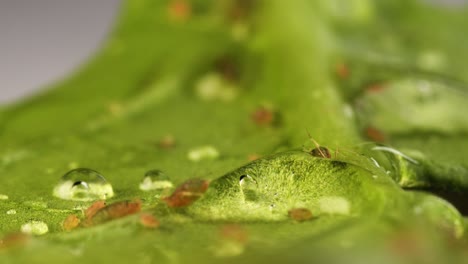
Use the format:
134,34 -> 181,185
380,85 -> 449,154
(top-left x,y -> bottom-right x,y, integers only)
140,213 -> 160,229
168,0 -> 191,22
388,230 -> 424,258
63,214 -> 81,231
220,224 -> 248,244
288,208 -> 313,222
0,233 -> 29,250
366,83 -> 385,93
158,134 -> 176,149
335,62 -> 350,79
247,154 -> 261,161
85,200 -> 142,226
163,179 -> 210,207
85,200 -> 106,220
251,106 -> 275,126
365,126 -> 386,143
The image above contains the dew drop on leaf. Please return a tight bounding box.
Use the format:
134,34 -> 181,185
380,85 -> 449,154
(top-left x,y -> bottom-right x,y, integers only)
239,174 -> 258,201
20,221 -> 49,236
139,170 -> 173,191
53,168 -> 114,201
6,209 -> 16,215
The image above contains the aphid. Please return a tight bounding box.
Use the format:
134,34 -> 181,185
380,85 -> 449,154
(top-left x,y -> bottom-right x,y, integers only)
84,200 -> 106,220
139,213 -> 160,229
387,230 -> 424,258
251,106 -> 276,127
168,0 -> 191,22
311,147 -> 332,159
306,131 -> 333,159
365,126 -> 386,142
158,134 -> 176,149
62,214 -> 81,231
288,208 -> 313,222
162,178 -> 210,207
215,57 -> 239,82
335,62 -> 350,79
366,83 -> 385,93
220,224 -> 248,244
84,199 -> 142,226
227,0 -> 254,21
247,153 -> 261,161
0,233 -> 29,250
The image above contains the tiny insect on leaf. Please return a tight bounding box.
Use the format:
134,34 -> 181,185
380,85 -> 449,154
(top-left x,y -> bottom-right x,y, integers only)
288,208 -> 313,222
163,179 -> 210,207
63,214 -> 81,231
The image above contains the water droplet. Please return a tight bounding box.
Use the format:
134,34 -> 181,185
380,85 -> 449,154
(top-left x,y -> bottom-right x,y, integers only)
0,194 -> 8,200
53,168 -> 114,201
187,146 -> 220,162
318,196 -> 351,215
372,146 -> 419,165
139,170 -> 173,191
195,73 -> 238,102
21,221 -> 49,235
6,209 -> 16,215
239,175 -> 258,201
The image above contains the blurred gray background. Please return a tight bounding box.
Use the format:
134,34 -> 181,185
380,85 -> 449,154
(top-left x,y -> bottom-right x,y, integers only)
0,0 -> 465,105
0,0 -> 121,105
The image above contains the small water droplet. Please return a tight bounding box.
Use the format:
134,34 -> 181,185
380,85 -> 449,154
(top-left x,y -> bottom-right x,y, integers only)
187,146 -> 220,162
0,194 -> 9,200
318,196 -> 351,215
269,204 -> 276,211
139,170 -> 173,191
53,168 -> 114,201
6,209 -> 16,215
239,175 -> 258,201
21,221 -> 49,235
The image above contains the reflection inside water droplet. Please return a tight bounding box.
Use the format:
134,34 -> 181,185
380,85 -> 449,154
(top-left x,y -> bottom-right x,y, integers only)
239,175 -> 258,201
53,168 -> 114,201
139,170 -> 173,191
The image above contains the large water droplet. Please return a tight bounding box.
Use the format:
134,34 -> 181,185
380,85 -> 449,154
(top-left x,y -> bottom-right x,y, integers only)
53,168 -> 114,201
139,170 -> 173,191
239,174 -> 258,201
